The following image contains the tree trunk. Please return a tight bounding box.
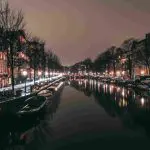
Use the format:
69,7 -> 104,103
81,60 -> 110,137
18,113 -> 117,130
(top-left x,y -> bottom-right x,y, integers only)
33,57 -> 36,85
128,55 -> 132,79
148,66 -> 150,75
10,43 -> 15,95
113,61 -> 116,76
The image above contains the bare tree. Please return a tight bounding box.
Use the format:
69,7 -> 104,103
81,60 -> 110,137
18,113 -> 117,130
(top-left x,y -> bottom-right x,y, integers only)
0,0 -> 25,30
0,0 -> 26,94
120,38 -> 137,79
135,35 -> 150,75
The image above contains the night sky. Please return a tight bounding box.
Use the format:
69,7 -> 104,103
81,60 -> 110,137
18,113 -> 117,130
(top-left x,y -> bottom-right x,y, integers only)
10,0 -> 150,65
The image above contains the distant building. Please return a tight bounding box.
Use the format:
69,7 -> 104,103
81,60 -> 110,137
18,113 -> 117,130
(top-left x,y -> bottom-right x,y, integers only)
0,52 -> 10,87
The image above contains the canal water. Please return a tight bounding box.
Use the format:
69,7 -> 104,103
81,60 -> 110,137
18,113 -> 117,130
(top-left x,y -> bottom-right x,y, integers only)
1,79 -> 150,150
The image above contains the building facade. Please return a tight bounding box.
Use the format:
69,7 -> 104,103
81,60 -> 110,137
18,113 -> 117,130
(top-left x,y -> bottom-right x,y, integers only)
0,52 -> 10,87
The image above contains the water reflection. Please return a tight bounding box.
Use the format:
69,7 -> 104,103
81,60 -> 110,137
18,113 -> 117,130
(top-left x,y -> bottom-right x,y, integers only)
70,79 -> 150,138
0,89 -> 62,150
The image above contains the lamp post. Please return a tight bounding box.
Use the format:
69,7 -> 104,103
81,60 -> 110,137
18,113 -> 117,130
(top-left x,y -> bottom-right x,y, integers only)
38,71 -> 42,82
45,71 -> 48,80
22,70 -> 27,94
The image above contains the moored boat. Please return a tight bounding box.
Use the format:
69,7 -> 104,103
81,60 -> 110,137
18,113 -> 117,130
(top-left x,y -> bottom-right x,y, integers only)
37,81 -> 64,108
17,95 -> 47,119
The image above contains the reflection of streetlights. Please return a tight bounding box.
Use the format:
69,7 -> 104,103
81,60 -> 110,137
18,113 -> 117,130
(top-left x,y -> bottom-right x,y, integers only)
22,70 -> 28,94
141,97 -> 145,106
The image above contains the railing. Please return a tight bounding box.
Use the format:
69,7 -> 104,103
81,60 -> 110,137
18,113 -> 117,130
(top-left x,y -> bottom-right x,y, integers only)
0,76 -> 65,115
0,76 -> 64,104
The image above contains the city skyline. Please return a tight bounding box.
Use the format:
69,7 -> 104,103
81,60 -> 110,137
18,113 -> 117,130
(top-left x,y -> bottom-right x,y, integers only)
10,0 -> 150,65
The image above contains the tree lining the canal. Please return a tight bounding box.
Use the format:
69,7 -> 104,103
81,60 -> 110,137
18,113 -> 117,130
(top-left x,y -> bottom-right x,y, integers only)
0,0 -> 62,92
93,34 -> 150,78
0,0 -> 26,94
69,32 -> 150,79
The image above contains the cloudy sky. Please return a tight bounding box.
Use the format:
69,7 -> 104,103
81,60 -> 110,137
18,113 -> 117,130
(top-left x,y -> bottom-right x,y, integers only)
10,0 -> 150,65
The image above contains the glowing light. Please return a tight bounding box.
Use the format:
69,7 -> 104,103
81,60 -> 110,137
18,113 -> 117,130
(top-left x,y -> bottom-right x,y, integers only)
116,71 -> 121,76
31,71 -> 34,74
123,99 -> 128,107
117,87 -> 120,92
141,97 -> 145,106
141,70 -> 145,75
38,71 -> 42,76
133,93 -> 136,99
122,89 -> 125,97
84,80 -> 87,88
22,70 -> 27,76
110,71 -> 114,76
109,85 -> 114,94
45,72 -> 48,76
119,99 -> 127,107
122,71 -> 125,75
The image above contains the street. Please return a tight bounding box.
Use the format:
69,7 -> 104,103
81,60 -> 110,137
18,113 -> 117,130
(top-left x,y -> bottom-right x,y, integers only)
0,75 -> 62,92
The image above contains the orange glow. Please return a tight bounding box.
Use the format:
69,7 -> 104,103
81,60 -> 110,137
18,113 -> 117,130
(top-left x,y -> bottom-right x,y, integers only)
141,70 -> 145,75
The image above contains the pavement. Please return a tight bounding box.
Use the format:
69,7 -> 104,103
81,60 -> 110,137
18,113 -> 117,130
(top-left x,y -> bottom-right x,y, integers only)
0,75 -> 63,92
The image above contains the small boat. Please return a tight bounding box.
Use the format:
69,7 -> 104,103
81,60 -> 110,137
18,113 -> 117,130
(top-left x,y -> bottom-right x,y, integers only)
17,95 -> 47,119
48,81 -> 64,91
37,81 -> 64,106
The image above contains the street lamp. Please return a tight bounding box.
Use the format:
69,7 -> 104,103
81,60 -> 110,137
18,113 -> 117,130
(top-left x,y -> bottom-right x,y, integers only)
22,70 -> 28,94
116,71 -> 121,77
45,71 -> 48,80
38,71 -> 42,76
45,71 -> 48,76
141,70 -> 145,75
122,71 -> 125,75
38,71 -> 42,83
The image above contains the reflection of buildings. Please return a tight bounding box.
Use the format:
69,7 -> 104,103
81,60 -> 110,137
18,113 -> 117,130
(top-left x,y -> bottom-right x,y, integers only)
70,79 -> 92,97
70,79 -> 150,137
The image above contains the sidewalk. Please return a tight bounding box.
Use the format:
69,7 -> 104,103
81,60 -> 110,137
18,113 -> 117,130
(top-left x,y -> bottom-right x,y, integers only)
0,75 -> 62,92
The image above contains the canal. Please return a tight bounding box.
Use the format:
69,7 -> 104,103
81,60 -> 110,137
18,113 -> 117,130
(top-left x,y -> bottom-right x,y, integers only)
1,79 -> 150,150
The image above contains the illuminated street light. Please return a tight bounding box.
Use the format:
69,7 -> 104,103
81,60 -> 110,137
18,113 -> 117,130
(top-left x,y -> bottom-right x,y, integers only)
141,70 -> 145,75
122,71 -> 125,75
22,70 -> 28,94
141,97 -> 145,106
116,71 -> 121,76
110,71 -> 114,76
38,71 -> 42,76
45,71 -> 48,76
22,70 -> 28,77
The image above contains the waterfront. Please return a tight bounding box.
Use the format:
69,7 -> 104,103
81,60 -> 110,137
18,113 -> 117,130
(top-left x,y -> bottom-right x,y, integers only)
1,79 -> 150,149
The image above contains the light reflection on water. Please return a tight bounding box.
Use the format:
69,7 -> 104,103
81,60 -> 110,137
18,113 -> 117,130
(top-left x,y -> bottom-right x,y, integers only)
2,79 -> 150,149
70,79 -> 150,138
0,88 -> 62,150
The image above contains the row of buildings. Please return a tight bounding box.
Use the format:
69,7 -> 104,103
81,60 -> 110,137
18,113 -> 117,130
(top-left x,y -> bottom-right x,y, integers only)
68,33 -> 150,80
0,51 -> 30,87
94,33 -> 150,79
0,31 -> 47,88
